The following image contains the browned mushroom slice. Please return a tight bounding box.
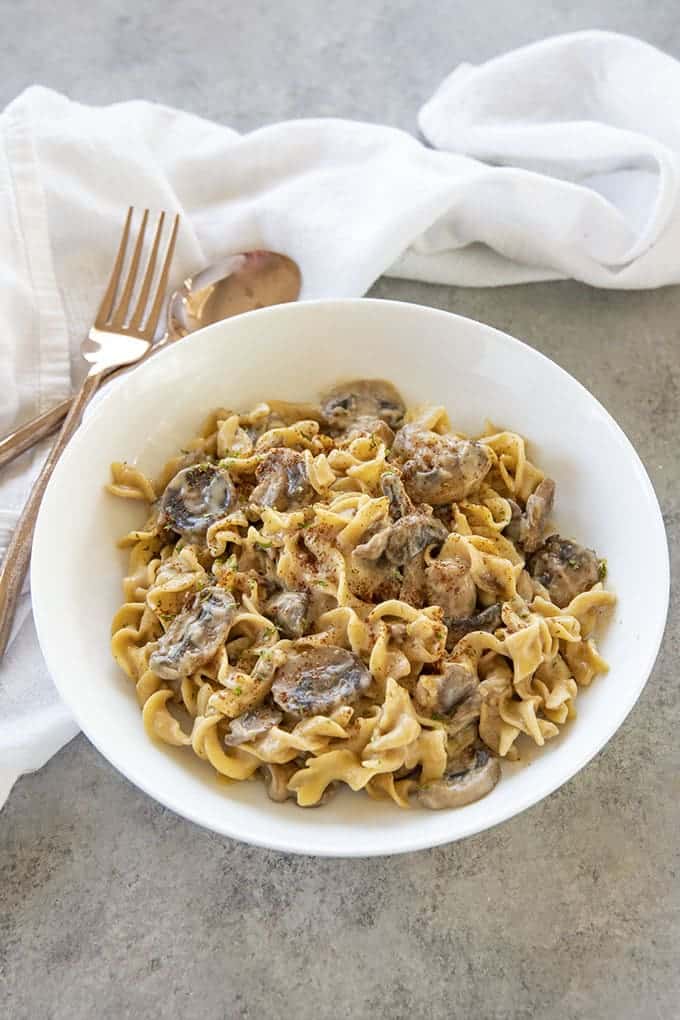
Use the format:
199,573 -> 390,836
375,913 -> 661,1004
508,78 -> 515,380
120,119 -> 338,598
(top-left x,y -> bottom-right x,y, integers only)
320,379 -> 405,430
391,425 -> 492,505
505,480 -> 556,553
503,499 -> 523,544
528,534 -> 600,608
425,558 -> 477,620
149,586 -> 236,680
159,464 -> 236,538
443,688 -> 482,735
518,478 -> 556,553
354,513 -> 447,567
271,646 -> 372,717
415,749 -> 500,809
250,448 -> 313,510
265,590 -> 310,639
415,660 -> 478,715
380,472 -> 413,520
386,515 -> 448,565
261,762 -> 297,802
446,603 -> 502,650
224,705 -> 283,746
399,554 -> 427,607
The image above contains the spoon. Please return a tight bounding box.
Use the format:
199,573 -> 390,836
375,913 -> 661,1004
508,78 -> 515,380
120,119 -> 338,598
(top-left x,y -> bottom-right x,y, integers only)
167,251 -> 301,338
0,251 -> 302,469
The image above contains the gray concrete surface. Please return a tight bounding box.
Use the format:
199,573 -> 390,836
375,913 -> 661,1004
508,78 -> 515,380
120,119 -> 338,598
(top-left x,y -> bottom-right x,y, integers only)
1,3 -> 678,1018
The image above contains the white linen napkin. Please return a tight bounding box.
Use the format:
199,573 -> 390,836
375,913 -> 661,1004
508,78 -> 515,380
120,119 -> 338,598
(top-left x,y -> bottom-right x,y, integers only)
2,29 -> 679,807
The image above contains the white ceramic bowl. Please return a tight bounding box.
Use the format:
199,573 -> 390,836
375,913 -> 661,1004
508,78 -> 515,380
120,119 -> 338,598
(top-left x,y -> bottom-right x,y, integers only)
31,299 -> 669,856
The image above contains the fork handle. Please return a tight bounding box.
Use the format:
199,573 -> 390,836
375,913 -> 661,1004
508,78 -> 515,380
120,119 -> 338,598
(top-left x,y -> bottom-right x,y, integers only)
0,371 -> 101,659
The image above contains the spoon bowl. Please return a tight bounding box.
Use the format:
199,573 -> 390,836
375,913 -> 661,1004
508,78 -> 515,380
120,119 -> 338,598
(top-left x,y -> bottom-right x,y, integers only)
168,251 -> 301,338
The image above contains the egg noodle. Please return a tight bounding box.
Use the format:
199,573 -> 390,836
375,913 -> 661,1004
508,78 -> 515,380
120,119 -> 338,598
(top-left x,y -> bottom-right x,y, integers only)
109,386 -> 615,809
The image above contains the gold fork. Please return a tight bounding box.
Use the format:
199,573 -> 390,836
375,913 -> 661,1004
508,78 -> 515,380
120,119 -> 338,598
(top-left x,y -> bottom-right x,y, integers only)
0,207 -> 179,659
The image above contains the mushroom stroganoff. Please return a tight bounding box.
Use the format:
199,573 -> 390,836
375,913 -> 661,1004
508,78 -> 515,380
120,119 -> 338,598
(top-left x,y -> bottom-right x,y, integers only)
108,380 -> 615,810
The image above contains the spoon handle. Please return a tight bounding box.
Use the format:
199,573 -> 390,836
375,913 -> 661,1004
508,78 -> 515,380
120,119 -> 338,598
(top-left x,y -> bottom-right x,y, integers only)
0,399 -> 71,469
0,336 -> 172,470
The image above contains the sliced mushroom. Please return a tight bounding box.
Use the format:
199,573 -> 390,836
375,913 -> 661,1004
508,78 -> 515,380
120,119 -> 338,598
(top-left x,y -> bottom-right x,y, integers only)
503,499 -> 523,544
354,513 -> 447,567
425,557 -> 476,620
261,762 -> 297,802
504,480 -> 556,553
344,560 -> 402,605
380,471 -> 413,520
265,590 -> 310,638
446,603 -> 502,650
415,749 -> 500,809
224,705 -> 283,746
149,586 -> 236,680
528,535 -> 600,608
520,478 -> 555,552
399,554 -> 427,607
415,660 -> 478,715
250,448 -> 312,510
159,464 -> 236,538
391,425 -> 492,505
271,646 -> 372,717
443,688 -> 482,735
320,379 -> 405,430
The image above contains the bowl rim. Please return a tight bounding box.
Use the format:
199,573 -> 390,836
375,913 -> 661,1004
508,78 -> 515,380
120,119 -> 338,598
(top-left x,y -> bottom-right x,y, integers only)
31,297 -> 670,856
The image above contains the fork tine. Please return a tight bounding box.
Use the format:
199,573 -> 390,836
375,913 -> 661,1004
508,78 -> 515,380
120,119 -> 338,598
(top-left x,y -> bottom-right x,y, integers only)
95,207 -> 133,326
143,213 -> 180,338
128,211 -> 165,333
110,208 -> 149,329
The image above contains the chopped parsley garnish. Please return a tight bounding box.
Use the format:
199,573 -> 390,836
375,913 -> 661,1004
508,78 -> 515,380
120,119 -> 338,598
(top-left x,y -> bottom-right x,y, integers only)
233,686 -> 242,697
598,558 -> 608,579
